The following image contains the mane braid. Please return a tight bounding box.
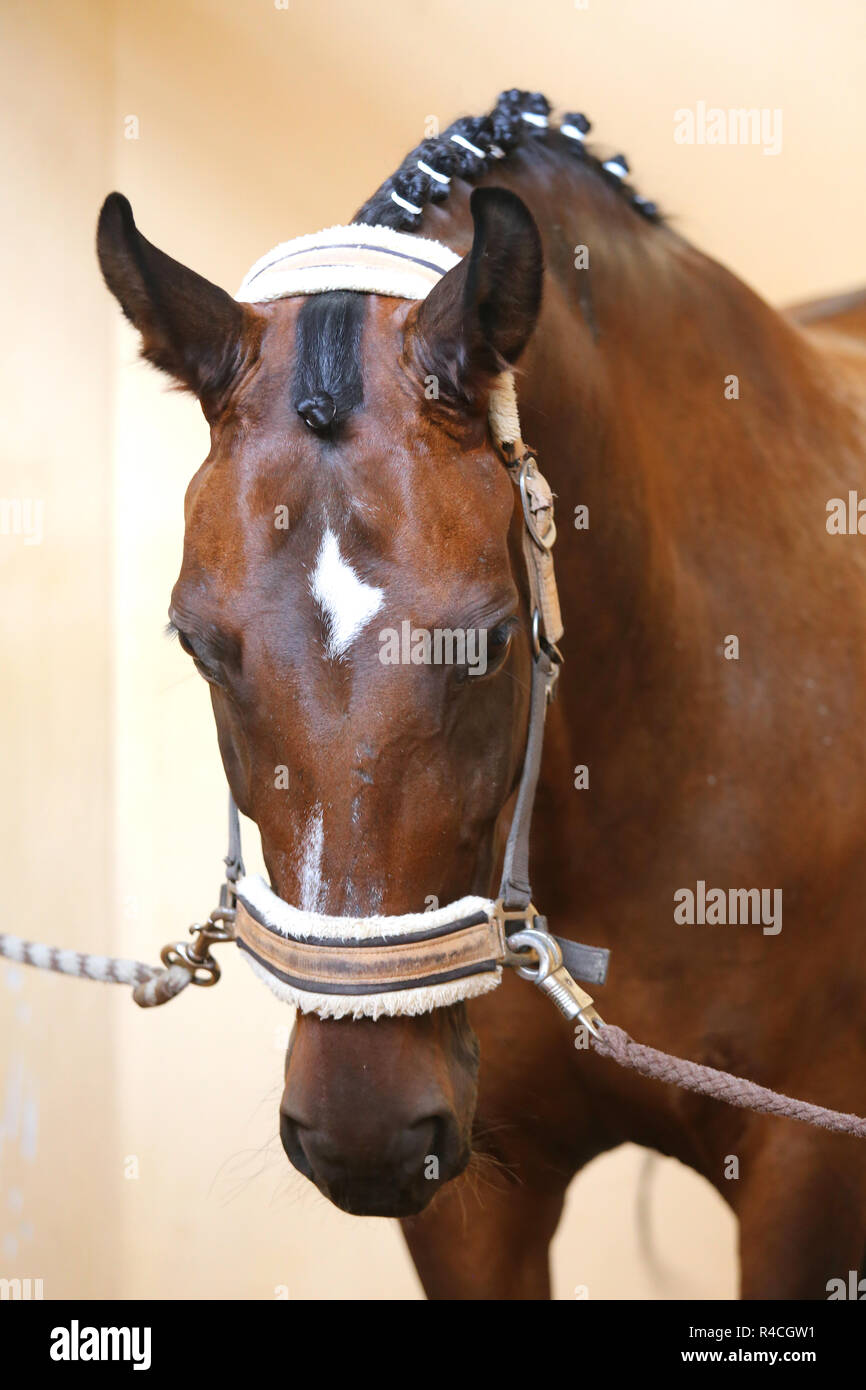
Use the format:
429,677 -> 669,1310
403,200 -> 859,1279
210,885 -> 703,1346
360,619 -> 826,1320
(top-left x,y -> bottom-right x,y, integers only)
352,88 -> 662,232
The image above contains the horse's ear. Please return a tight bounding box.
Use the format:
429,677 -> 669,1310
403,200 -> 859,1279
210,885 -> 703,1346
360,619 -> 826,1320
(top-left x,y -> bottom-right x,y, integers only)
408,187 -> 543,411
97,192 -> 249,415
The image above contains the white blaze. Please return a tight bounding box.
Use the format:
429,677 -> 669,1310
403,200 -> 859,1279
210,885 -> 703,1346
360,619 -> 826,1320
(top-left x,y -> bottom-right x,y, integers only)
299,806 -> 325,912
311,527 -> 383,659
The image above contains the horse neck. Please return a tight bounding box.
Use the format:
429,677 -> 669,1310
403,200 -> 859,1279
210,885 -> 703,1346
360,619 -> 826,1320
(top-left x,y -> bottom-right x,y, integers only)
516,181 -> 832,685
412,163 -> 841,835
502,176 -> 848,881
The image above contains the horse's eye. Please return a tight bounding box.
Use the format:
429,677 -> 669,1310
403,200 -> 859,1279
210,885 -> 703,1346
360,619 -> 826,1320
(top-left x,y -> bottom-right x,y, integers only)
488,623 -> 514,656
481,622 -> 514,674
174,627 -> 225,685
456,618 -> 515,683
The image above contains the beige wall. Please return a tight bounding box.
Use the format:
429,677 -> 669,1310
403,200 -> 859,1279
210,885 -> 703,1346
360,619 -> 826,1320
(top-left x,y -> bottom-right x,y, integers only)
1,0 -> 117,1296
4,0 -> 864,1298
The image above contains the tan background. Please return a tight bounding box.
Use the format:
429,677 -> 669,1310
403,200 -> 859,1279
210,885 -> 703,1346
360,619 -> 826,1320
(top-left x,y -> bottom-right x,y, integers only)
3,0 -> 864,1299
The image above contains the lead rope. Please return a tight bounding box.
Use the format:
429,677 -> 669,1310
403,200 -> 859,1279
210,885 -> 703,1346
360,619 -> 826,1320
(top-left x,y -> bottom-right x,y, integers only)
0,796 -> 241,1008
0,934 -> 191,1006
498,929 -> 866,1138
3,798 -> 866,1135
590,1025 -> 866,1139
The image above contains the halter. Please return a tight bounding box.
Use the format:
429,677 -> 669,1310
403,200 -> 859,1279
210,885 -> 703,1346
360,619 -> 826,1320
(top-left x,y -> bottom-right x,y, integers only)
221,222 -> 609,1022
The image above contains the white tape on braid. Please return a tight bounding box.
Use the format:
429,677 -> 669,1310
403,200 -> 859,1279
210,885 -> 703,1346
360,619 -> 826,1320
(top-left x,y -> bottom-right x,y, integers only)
417,159 -> 450,184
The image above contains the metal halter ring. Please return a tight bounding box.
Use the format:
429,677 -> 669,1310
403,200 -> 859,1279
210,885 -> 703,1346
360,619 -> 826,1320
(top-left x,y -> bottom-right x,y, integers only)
531,611 -> 563,704
518,456 -> 557,554
505,926 -> 563,982
505,926 -> 606,1038
531,608 -> 542,658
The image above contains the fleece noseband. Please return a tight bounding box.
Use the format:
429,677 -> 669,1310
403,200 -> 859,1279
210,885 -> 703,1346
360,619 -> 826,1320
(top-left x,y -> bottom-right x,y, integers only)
228,223 -> 607,1020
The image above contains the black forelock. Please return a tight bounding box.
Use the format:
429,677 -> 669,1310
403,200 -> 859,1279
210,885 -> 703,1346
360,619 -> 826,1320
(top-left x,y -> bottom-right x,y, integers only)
293,291 -> 368,435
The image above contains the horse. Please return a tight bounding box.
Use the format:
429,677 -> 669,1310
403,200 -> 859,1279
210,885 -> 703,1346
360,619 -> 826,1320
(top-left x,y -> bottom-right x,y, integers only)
96,89 -> 866,1300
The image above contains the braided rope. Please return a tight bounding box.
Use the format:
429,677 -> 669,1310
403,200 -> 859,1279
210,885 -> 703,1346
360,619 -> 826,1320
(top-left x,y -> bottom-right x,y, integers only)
592,1024 -> 866,1138
131,964 -> 193,1007
0,932 -> 193,1009
4,926 -> 866,1133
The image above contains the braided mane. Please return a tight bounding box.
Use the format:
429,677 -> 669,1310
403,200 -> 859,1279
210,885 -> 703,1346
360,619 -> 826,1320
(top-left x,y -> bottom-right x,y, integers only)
353,88 -> 660,230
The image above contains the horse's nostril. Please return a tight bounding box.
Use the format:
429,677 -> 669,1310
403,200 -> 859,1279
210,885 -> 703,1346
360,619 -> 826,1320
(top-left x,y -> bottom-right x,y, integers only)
410,1112 -> 465,1183
279,1111 -> 314,1179
404,1117 -> 438,1177
278,1069 -> 470,1213
279,1106 -> 462,1194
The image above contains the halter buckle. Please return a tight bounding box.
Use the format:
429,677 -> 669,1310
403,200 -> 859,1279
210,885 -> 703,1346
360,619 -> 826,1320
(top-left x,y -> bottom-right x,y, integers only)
517,455 -> 557,554
492,899 -> 544,952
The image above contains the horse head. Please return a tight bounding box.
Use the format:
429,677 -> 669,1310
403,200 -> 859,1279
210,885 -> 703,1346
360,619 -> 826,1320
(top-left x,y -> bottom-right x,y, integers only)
97,184 -> 543,1216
